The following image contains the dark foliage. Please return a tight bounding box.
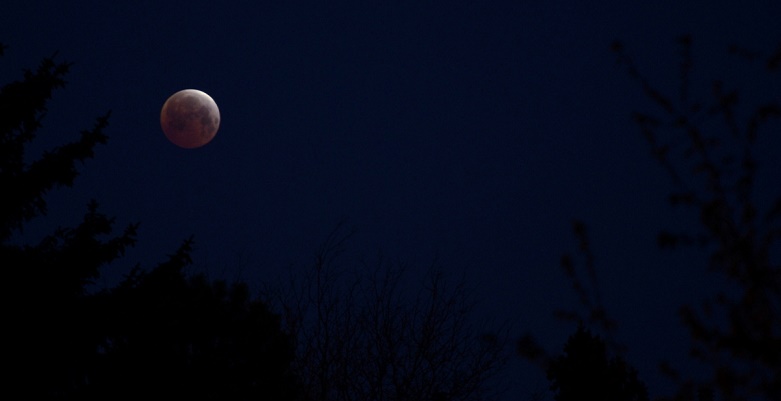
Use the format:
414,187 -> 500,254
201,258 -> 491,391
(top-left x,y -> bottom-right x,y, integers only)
0,45 -> 301,400
0,47 -> 135,398
517,222 -> 643,400
520,36 -> 781,401
272,225 -> 509,401
614,36 -> 781,401
80,239 -> 301,400
547,326 -> 648,401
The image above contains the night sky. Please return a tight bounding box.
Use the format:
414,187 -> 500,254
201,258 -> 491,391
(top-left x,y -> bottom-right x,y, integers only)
4,1 -> 781,399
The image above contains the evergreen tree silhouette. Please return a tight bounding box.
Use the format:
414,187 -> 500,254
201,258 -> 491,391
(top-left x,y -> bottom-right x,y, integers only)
547,326 -> 648,401
81,239 -> 301,400
0,45 -> 302,400
0,44 -> 134,398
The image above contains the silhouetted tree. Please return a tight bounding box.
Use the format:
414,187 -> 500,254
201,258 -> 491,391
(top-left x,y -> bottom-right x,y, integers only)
547,325 -> 648,401
270,226 -> 509,401
79,239 -> 302,400
517,222 -> 646,401
0,45 -> 302,400
0,44 -> 136,398
520,36 -> 781,401
613,35 -> 781,401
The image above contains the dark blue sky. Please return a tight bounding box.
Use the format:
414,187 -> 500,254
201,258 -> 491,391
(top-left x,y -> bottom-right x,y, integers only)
4,1 -> 781,399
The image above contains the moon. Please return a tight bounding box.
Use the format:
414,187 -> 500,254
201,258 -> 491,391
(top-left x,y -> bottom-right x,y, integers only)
160,89 -> 220,149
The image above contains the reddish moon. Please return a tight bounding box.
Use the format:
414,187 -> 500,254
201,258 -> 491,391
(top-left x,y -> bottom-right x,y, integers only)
160,89 -> 220,149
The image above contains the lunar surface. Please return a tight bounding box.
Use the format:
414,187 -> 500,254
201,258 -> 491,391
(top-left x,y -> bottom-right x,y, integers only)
160,89 -> 220,148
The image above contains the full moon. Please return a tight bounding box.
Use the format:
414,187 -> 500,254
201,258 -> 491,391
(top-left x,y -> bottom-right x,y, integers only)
160,89 -> 220,149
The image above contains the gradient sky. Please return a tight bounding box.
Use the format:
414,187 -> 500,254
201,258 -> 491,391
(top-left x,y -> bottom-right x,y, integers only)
4,1 -> 781,399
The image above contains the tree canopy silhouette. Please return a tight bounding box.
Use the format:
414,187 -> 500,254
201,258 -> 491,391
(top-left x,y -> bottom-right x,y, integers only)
270,226 -> 509,401
520,36 -> 781,401
547,325 -> 648,401
612,35 -> 781,401
0,45 -> 302,401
